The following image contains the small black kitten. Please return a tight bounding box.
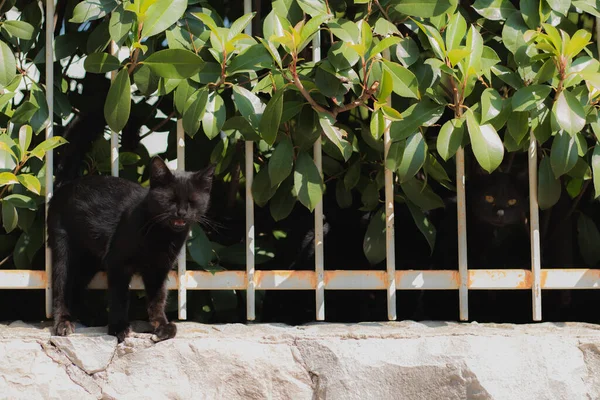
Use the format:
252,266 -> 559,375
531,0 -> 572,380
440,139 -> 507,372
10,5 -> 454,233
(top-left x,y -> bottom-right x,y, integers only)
48,113 -> 214,342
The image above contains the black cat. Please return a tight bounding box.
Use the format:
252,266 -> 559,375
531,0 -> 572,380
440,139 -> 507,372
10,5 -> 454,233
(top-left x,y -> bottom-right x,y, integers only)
48,112 -> 214,342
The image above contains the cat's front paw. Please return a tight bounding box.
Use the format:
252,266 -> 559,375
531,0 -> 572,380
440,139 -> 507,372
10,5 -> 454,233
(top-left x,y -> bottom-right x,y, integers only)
151,322 -> 177,342
54,320 -> 75,336
108,322 -> 131,343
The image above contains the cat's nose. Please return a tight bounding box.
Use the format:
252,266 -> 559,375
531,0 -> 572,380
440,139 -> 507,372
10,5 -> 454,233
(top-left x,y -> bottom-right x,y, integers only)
176,209 -> 186,217
496,209 -> 505,217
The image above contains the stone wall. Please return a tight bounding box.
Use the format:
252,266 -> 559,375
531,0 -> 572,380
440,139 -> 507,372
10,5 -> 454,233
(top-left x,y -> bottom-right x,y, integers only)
1,320 -> 600,399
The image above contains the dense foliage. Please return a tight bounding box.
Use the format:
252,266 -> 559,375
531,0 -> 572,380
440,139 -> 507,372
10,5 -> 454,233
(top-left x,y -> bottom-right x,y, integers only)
0,0 -> 599,320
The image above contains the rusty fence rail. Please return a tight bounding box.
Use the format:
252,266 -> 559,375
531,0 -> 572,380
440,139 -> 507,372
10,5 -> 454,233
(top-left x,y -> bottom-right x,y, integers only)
1,3 -> 599,324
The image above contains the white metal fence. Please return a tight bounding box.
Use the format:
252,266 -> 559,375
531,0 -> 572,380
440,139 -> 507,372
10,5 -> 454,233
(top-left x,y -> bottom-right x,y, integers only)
1,1 -> 599,324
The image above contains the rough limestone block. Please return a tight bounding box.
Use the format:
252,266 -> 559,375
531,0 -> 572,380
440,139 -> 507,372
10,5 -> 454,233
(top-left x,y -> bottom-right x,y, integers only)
50,335 -> 117,374
0,321 -> 599,400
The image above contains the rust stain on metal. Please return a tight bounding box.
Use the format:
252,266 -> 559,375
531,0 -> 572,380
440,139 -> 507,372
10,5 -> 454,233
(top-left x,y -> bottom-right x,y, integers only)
539,270 -> 548,288
517,271 -> 532,289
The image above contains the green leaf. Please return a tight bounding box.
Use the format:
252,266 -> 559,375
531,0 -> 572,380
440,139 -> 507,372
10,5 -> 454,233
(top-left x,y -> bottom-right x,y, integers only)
395,37 -> 420,67
30,136 -> 68,160
18,125 -> 32,158
565,29 -> 592,58
233,86 -> 266,129
472,0 -> 517,20
258,90 -> 284,146
406,200 -> 436,254
182,88 -> 209,137
577,213 -> 600,266
269,136 -> 294,187
344,160 -> 361,190
381,60 -> 419,99
445,12 -> 467,51
142,0 -> 187,38
104,68 -> 131,132
336,179 -> 353,208
202,92 -> 226,140
413,21 -> 446,60
17,174 -> 40,195
370,109 -> 385,141
11,101 -> 40,124
3,194 -> 36,210
466,110 -> 504,173
550,130 -> 578,177
2,202 -> 17,233
507,111 -> 529,144
70,0 -> 116,23
512,85 -> 552,112
538,157 -> 561,209
363,207 -> 386,265
0,41 -> 16,87
437,118 -> 464,161
481,89 -> 505,124
390,99 -> 444,141
593,145 -> 600,199
392,0 -> 454,17
270,177 -> 296,221
84,52 -> 121,73
252,166 -> 279,207
187,224 -> 214,268
318,113 -> 352,161
465,25 -> 483,77
572,0 -> 600,17
546,0 -> 571,15
174,79 -> 196,115
143,49 -> 204,79
296,0 -> 328,17
553,90 -> 586,136
228,12 -> 255,40
397,132 -> 427,183
400,178 -> 444,211
0,172 -> 18,187
27,84 -> 50,135
502,12 -> 529,55
1,21 -> 35,40
294,151 -> 323,212
109,5 -> 136,45
227,44 -> 272,75
299,14 -> 332,53
369,37 -> 401,60
327,19 -> 359,43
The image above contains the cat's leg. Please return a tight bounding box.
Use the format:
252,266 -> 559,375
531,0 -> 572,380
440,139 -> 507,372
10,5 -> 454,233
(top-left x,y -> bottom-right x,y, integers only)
142,267 -> 176,341
50,227 -> 77,336
106,260 -> 133,342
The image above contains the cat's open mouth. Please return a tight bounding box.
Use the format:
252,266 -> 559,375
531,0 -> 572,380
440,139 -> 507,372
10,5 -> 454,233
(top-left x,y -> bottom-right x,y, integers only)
171,219 -> 187,229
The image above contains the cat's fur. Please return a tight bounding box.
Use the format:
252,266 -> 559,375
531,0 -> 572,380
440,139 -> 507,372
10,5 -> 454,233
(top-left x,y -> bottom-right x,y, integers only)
48,112 -> 214,341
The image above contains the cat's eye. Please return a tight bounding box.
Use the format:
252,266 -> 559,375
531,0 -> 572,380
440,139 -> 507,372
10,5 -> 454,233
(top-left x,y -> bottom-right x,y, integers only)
507,199 -> 517,206
485,195 -> 495,203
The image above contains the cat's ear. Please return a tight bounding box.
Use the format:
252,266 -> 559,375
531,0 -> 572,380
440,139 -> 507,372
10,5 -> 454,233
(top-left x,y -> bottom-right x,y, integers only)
149,156 -> 173,187
192,164 -> 215,192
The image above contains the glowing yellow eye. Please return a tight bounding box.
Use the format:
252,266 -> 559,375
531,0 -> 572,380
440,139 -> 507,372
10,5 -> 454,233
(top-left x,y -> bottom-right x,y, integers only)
508,199 -> 517,206
485,195 -> 495,203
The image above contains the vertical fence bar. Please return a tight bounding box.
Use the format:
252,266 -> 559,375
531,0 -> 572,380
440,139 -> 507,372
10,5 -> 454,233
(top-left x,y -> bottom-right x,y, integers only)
456,148 -> 468,321
110,41 -> 119,177
529,131 -> 541,321
313,33 -> 325,321
244,0 -> 255,321
382,48 -> 396,321
177,119 -> 187,319
44,0 -> 55,319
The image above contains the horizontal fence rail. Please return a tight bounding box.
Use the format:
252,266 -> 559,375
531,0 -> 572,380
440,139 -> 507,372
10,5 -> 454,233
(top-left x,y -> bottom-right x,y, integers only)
0,2 -> 598,326
3,269 -> 600,291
